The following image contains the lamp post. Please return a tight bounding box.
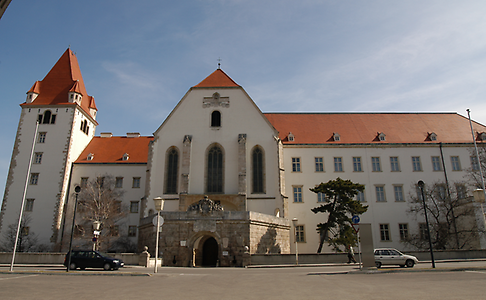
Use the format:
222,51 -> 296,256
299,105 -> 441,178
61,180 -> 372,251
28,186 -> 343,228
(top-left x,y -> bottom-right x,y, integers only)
66,185 -> 81,272
292,218 -> 299,265
92,220 -> 101,251
153,197 -> 165,273
418,180 -> 435,268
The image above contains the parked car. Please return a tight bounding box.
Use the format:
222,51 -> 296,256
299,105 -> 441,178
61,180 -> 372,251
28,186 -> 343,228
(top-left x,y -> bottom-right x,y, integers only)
374,248 -> 419,268
64,250 -> 124,270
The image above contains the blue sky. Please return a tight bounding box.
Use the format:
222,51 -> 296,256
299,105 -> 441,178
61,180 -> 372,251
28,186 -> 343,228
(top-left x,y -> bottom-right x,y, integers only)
1,0 -> 486,196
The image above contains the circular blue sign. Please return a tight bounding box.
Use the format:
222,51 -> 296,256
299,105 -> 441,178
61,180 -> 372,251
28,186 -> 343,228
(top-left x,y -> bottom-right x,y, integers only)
352,215 -> 360,224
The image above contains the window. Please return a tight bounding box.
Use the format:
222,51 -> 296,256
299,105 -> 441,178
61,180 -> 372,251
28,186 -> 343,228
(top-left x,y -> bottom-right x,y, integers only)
356,190 -> 365,202
436,184 -> 447,200
471,156 -> 480,171
390,157 -> 400,172
25,199 -> 35,212
80,177 -> 89,188
317,192 -> 326,203
252,147 -> 265,193
456,184 -> 466,199
394,185 -> 404,202
293,186 -> 303,203
128,226 -> 137,237
165,148 -> 179,194
295,225 -> 305,242
419,223 -> 428,240
80,120 -> 89,135
38,132 -> 46,143
432,156 -> 442,171
34,152 -> 43,164
412,156 -> 422,171
315,157 -> 324,172
130,201 -> 139,213
379,224 -> 390,241
416,185 -> 424,201
97,177 -> 105,188
132,177 -> 141,188
451,156 -> 461,171
371,157 -> 381,172
399,224 -> 408,241
110,225 -> 119,237
211,111 -> 221,127
375,185 -> 386,202
334,157 -> 343,172
30,173 -> 39,185
38,110 -> 56,124
353,157 -> 362,172
115,177 -> 123,188
292,157 -> 301,172
207,145 -> 223,193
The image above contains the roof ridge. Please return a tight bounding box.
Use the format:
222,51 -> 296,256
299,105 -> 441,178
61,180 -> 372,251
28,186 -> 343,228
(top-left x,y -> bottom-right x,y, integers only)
193,69 -> 240,88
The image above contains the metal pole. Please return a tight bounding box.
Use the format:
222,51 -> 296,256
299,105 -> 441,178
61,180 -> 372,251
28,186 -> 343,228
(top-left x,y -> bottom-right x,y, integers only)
295,227 -> 299,265
154,210 -> 160,273
357,231 -> 362,270
66,186 -> 81,272
10,121 -> 39,272
418,180 -> 435,268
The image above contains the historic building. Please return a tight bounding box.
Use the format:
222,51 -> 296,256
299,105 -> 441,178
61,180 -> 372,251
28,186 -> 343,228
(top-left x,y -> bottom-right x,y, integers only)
2,49 -> 486,265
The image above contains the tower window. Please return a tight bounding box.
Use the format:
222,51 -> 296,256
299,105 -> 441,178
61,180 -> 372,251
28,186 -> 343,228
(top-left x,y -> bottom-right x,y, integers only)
211,111 -> 221,127
252,146 -> 265,194
38,110 -> 56,124
207,145 -> 223,193
165,148 -> 179,194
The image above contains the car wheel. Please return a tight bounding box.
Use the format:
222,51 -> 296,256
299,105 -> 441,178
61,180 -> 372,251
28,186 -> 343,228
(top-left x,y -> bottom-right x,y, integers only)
375,261 -> 382,268
406,260 -> 415,268
103,263 -> 112,271
69,262 -> 77,270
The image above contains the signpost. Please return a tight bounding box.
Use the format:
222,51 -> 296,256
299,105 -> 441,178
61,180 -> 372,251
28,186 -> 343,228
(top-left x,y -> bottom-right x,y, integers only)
352,215 -> 362,269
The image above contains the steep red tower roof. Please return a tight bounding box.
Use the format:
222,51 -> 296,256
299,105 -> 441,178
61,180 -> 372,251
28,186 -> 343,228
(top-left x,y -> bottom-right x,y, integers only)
193,69 -> 240,88
22,49 -> 97,120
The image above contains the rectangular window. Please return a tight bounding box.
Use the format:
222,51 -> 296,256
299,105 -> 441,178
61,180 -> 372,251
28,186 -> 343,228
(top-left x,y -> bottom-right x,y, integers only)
30,173 -> 39,185
432,156 -> 442,171
399,224 -> 408,241
38,132 -> 46,143
317,192 -> 326,203
315,157 -> 324,172
132,177 -> 141,188
34,152 -> 43,164
390,157 -> 400,172
371,157 -> 381,172
419,223 -> 428,240
334,157 -> 343,172
393,185 -> 404,202
416,186 -> 424,201
456,184 -> 466,199
292,157 -> 301,172
451,156 -> 461,171
353,157 -> 362,172
436,184 -> 447,200
356,190 -> 365,202
293,186 -> 303,203
412,156 -> 422,171
379,224 -> 390,241
110,225 -> 119,237
295,225 -> 305,242
471,156 -> 480,171
128,226 -> 137,237
115,177 -> 123,188
130,201 -> 139,213
80,177 -> 89,188
25,199 -> 35,212
375,185 -> 386,202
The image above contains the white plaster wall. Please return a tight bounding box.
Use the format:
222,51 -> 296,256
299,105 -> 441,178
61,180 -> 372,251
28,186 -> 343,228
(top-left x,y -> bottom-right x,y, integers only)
284,144 -> 476,254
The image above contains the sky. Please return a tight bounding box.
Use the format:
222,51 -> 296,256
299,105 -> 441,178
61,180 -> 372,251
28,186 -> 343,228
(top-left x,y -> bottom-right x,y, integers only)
1,0 -> 486,196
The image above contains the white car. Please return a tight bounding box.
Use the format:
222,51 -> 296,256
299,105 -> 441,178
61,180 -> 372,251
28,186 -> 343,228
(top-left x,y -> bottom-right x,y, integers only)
374,248 -> 419,268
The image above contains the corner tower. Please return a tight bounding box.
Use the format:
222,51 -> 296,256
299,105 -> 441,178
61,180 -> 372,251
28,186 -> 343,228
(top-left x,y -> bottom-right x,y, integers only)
0,49 -> 98,250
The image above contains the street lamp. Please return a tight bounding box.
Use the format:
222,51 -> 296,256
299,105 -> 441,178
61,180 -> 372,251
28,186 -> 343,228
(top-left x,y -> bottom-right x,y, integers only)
292,218 -> 299,265
66,185 -> 81,272
92,220 -> 101,251
153,197 -> 165,273
418,180 -> 435,268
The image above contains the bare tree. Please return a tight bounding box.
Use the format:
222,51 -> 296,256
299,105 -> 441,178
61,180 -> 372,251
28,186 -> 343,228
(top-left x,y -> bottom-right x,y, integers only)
0,215 -> 47,252
405,181 -> 481,250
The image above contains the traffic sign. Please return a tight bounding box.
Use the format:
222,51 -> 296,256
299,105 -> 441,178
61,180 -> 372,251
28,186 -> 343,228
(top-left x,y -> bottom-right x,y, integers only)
152,215 -> 164,226
351,224 -> 360,233
352,215 -> 360,224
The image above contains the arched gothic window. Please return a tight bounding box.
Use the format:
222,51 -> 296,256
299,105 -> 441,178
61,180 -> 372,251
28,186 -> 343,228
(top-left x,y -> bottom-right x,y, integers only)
38,110 -> 56,124
211,111 -> 221,127
164,148 -> 179,194
252,146 -> 265,193
207,145 -> 223,193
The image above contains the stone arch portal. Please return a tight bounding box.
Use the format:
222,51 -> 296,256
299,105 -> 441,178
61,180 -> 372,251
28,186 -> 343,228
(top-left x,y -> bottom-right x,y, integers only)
193,235 -> 219,267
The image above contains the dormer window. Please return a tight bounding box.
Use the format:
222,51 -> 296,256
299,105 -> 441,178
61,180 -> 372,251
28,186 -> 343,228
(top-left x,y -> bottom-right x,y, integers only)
288,132 -> 295,142
427,132 -> 437,141
477,132 -> 486,141
87,153 -> 94,161
333,132 -> 341,141
377,132 -> 386,141
122,153 -> 129,161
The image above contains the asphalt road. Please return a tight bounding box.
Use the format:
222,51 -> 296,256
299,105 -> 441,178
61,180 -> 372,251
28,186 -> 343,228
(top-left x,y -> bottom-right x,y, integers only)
1,261 -> 486,300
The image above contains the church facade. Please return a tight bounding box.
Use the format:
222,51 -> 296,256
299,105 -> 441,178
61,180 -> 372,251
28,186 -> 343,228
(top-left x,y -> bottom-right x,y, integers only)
2,49 -> 486,264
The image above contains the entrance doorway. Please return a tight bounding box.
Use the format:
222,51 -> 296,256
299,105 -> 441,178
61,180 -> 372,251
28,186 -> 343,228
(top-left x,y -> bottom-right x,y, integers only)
202,237 -> 218,266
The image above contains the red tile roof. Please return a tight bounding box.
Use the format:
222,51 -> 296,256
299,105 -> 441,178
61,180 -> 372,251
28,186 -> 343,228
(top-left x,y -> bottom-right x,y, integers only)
193,69 -> 240,88
75,136 -> 153,164
264,113 -> 486,144
22,49 -> 97,121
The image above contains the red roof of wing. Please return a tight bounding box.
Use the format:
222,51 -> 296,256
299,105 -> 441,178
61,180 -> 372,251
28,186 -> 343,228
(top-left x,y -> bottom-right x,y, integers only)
75,136 -> 153,164
193,69 -> 240,88
22,49 -> 97,120
264,113 -> 486,144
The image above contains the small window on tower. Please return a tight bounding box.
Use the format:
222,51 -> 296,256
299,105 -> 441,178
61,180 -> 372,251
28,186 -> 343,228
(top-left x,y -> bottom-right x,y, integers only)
211,111 -> 221,127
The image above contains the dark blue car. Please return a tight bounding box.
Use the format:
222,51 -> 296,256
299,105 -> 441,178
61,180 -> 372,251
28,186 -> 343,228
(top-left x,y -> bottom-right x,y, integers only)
64,250 -> 124,270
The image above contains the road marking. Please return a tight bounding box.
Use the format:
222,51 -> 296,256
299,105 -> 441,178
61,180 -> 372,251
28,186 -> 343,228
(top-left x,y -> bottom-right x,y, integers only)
0,274 -> 39,281
465,271 -> 486,275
